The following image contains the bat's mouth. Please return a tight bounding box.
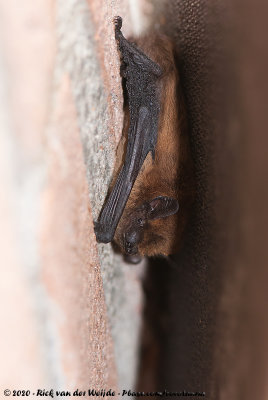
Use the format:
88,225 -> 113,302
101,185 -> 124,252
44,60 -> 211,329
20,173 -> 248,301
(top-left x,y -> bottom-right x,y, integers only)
124,253 -> 142,264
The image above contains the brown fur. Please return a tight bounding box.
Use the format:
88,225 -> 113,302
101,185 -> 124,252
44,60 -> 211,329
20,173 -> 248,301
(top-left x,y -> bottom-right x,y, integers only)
114,34 -> 195,257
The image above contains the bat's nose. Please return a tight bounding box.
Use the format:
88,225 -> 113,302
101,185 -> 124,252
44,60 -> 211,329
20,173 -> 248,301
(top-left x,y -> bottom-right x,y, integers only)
125,242 -> 138,256
123,229 -> 141,255
125,241 -> 133,252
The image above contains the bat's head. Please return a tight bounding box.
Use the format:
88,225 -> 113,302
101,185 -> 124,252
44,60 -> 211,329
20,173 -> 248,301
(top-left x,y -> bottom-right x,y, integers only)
114,196 -> 179,261
122,206 -> 148,256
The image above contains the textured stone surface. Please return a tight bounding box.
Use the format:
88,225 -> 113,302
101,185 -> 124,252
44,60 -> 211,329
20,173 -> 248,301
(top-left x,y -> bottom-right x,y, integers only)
54,0 -> 146,388
40,74 -> 118,390
0,0 -> 147,393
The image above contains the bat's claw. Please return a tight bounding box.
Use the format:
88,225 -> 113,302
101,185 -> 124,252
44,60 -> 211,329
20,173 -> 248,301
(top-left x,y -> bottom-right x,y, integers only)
113,16 -> 122,31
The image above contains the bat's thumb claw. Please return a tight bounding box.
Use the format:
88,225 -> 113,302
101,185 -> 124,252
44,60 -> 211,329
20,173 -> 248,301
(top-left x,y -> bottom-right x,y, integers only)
113,16 -> 122,30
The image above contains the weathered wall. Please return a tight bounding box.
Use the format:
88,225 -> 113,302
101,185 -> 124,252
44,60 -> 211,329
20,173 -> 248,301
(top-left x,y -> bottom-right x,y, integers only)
0,0 -> 147,394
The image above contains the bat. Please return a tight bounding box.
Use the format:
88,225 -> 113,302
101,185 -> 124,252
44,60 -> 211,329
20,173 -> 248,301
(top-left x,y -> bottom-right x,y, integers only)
94,16 -> 195,263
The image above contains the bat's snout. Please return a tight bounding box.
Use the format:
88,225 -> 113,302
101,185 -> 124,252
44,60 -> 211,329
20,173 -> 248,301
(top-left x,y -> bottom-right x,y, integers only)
123,230 -> 141,255
125,245 -> 138,256
124,240 -> 138,255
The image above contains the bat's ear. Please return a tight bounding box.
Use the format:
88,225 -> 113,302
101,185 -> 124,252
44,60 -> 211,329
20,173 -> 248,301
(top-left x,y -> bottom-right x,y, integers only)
147,196 -> 179,220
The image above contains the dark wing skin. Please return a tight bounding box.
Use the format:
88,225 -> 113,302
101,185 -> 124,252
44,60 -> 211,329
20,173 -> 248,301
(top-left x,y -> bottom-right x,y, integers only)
94,16 -> 163,243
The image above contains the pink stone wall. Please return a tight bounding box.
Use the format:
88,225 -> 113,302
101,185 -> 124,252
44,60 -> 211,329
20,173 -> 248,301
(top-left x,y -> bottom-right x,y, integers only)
40,74 -> 117,390
0,0 -> 146,395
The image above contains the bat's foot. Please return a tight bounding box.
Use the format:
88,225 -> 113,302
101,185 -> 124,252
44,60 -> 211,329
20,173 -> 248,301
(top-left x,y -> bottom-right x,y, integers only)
113,16 -> 122,31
